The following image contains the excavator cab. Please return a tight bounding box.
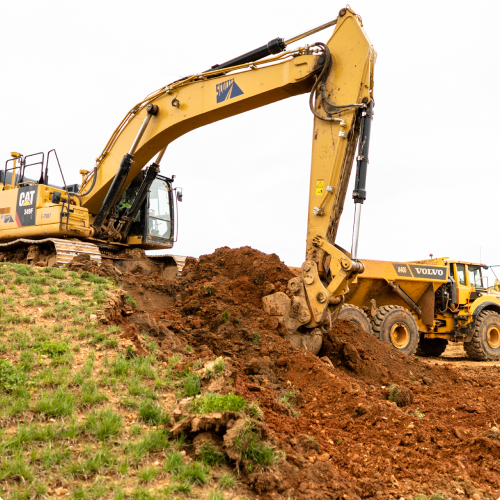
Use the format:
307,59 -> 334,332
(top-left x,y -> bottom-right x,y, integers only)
123,174 -> 176,248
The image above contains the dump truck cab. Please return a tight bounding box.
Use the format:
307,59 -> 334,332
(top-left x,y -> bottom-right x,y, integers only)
338,257 -> 500,360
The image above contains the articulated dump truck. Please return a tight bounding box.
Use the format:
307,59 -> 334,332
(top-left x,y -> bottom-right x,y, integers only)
336,257 -> 500,361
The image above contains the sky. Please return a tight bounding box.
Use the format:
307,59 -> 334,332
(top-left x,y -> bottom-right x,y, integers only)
1,1 -> 499,283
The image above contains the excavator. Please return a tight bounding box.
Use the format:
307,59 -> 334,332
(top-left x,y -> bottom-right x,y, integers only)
0,7 -> 376,352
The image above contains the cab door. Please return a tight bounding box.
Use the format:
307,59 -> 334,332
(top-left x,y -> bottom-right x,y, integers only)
454,263 -> 471,306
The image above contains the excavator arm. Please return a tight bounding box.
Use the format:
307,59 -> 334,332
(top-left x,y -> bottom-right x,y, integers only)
0,8 -> 376,348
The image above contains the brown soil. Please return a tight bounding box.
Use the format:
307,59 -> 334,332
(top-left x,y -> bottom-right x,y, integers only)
100,246 -> 500,499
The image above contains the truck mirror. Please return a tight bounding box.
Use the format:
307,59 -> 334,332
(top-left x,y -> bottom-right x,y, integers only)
176,191 -> 183,202
51,191 -> 61,204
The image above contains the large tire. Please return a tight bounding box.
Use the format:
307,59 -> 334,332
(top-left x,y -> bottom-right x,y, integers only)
371,305 -> 419,356
415,334 -> 448,357
464,310 -> 500,361
337,304 -> 373,335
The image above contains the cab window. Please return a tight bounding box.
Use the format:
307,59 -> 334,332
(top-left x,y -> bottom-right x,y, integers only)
468,265 -> 483,288
449,264 -> 455,280
456,264 -> 466,286
148,179 -> 172,239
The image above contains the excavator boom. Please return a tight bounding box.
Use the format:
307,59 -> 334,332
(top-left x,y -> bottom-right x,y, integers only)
0,8 -> 376,351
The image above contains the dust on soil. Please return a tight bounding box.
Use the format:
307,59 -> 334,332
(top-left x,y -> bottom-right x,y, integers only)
101,246 -> 500,499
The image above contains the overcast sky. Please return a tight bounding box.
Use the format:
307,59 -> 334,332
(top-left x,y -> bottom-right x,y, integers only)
1,1 -> 499,283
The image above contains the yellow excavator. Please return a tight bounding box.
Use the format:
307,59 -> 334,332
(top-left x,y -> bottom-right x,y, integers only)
0,8 -> 376,351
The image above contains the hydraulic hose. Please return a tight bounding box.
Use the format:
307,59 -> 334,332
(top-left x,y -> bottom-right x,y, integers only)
75,167 -> 98,197
309,43 -> 365,124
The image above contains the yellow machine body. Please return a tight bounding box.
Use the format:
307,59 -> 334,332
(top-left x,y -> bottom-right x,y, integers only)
345,257 -> 500,340
0,9 -> 377,339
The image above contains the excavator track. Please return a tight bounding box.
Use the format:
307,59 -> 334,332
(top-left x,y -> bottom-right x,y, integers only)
0,238 -> 101,266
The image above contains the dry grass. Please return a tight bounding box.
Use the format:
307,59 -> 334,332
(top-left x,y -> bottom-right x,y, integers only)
0,262 -> 241,500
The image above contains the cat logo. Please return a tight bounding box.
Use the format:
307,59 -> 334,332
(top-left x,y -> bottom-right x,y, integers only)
19,190 -> 35,207
16,186 -> 38,227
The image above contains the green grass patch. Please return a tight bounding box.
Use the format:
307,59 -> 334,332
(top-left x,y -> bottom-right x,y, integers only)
34,388 -> 76,417
0,359 -> 26,392
139,401 -> 170,425
190,393 -> 247,414
83,408 -> 123,440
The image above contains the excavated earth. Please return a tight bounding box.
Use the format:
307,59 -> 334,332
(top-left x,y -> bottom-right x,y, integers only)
75,247 -> 500,499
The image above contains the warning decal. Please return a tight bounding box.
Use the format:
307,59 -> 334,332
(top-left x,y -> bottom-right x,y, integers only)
316,179 -> 324,196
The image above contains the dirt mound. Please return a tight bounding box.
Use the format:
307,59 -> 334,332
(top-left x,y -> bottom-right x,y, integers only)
95,246 -> 500,499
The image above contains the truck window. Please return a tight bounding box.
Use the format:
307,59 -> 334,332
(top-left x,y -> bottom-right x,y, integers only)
456,264 -> 466,286
468,265 -> 483,288
449,264 -> 454,280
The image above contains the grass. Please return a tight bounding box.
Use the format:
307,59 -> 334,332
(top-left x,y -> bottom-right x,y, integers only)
233,421 -> 278,467
0,262 -> 257,499
139,401 -> 170,425
219,472 -> 237,489
83,408 -> 122,440
252,332 -> 260,344
34,388 -> 76,417
209,489 -> 225,500
388,384 -> 399,404
0,359 -> 26,391
190,393 -> 247,414
181,372 -> 201,397
199,442 -> 226,466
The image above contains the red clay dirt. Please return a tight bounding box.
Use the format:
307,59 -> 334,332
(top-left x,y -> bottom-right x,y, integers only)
103,246 -> 500,500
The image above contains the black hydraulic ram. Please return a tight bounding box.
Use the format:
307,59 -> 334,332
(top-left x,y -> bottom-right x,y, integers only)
119,160 -> 161,240
92,104 -> 159,236
205,17 -> 339,73
351,100 -> 374,260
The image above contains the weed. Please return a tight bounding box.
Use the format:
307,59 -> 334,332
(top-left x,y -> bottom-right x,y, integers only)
252,332 -> 260,344
19,350 -> 35,372
201,285 -> 215,296
48,268 -> 66,279
132,356 -> 156,379
213,357 -> 225,373
246,401 -> 264,420
138,465 -> 158,483
0,359 -> 26,391
111,356 -> 130,376
190,393 -> 247,414
81,380 -> 108,406
128,377 -> 157,400
209,489 -> 225,500
176,461 -> 210,485
411,407 -> 425,419
337,439 -> 342,444
48,286 -> 58,294
0,451 -> 34,481
29,284 -> 44,296
219,471 -> 237,489
80,271 -> 108,284
181,372 -> 201,397
221,310 -> 229,323
125,294 -> 137,308
36,340 -> 69,357
388,384 -> 399,404
199,442 -> 226,466
278,389 -> 298,407
164,451 -> 185,474
185,345 -> 194,353
233,421 -> 278,466
139,400 -> 170,425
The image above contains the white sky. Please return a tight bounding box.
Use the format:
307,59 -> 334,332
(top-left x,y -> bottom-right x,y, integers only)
1,1 -> 499,284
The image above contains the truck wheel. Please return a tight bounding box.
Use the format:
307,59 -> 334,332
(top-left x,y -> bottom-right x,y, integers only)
371,305 -> 419,356
337,304 -> 373,335
415,334 -> 448,357
464,310 -> 500,361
